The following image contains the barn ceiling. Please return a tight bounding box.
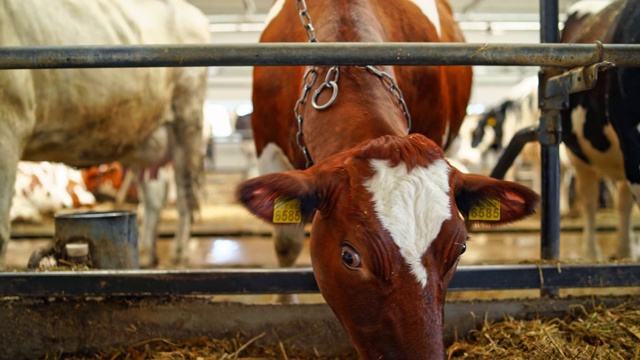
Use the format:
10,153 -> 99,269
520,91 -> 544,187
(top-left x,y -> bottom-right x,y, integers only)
187,0 -> 594,107
189,0 -> 583,17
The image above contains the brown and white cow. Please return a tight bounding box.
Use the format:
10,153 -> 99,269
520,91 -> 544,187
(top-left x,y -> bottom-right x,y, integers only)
238,0 -> 540,357
561,0 -> 640,261
11,161 -> 96,223
0,0 -> 209,268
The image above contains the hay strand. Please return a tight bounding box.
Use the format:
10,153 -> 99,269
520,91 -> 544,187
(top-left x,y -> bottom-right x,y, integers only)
448,302 -> 640,359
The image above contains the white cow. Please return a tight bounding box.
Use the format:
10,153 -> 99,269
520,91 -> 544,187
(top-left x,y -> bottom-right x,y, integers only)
0,0 -> 210,268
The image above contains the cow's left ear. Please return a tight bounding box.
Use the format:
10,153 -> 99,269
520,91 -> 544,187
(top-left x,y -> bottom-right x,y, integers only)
452,171 -> 540,226
236,170 -> 319,224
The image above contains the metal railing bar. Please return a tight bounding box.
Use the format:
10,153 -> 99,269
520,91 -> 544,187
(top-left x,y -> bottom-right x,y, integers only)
1,264 -> 638,297
2,43 -> 640,69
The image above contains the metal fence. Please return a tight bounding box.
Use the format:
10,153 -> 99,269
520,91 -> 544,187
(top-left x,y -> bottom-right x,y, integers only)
2,42 -> 640,69
2,0 -> 640,296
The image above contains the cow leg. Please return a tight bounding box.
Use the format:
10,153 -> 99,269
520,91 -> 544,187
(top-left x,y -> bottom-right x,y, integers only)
170,68 -> 206,266
559,145 -> 578,217
273,223 -> 305,304
615,181 -> 634,259
0,152 -> 19,269
630,182 -> 640,260
135,168 -> 167,268
571,157 -> 602,261
114,169 -> 135,205
170,159 -> 192,266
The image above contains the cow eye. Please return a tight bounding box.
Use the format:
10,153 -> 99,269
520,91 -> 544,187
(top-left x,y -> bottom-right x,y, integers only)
460,243 -> 467,255
341,244 -> 361,269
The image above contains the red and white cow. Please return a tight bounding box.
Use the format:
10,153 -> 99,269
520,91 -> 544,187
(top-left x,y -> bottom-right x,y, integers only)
0,0 -> 209,268
561,0 -> 640,261
238,0 -> 540,357
11,162 -> 96,223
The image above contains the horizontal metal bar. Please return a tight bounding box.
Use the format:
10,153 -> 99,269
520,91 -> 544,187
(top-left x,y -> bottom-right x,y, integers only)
0,268 -> 319,297
1,264 -> 639,297
452,264 -> 640,290
2,43 -> 640,69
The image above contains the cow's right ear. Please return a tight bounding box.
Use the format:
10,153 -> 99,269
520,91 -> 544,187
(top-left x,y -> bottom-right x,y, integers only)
236,171 -> 319,224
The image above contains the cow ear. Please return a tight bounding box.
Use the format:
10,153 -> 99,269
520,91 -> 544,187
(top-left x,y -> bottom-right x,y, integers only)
236,171 -> 319,224
453,172 -> 540,226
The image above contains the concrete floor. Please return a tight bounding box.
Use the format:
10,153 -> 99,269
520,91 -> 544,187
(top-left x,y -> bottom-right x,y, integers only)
7,230 -> 627,270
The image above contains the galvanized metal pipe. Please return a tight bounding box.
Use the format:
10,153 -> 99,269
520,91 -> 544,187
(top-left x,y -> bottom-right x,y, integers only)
2,43 -> 640,69
539,0 -> 562,271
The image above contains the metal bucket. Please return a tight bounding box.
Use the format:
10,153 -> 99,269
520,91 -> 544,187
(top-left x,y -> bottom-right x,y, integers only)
28,211 -> 139,269
55,211 -> 139,269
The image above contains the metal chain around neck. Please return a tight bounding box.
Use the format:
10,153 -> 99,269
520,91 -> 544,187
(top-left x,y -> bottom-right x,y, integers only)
361,65 -> 413,133
293,0 -> 412,168
294,68 -> 317,168
294,0 -> 319,168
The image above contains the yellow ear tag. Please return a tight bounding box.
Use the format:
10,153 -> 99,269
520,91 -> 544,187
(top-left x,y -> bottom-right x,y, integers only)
486,116 -> 497,127
273,197 -> 302,224
468,198 -> 501,221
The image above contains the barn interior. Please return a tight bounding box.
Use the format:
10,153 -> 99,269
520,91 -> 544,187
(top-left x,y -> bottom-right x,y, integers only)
4,0 -> 640,358
11,0 -> 637,270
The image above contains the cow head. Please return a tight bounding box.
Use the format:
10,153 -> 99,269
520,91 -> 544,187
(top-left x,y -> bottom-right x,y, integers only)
237,134 -> 539,358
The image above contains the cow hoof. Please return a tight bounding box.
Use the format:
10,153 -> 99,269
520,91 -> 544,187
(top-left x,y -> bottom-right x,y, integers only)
274,293 -> 299,304
170,253 -> 189,267
139,256 -> 159,269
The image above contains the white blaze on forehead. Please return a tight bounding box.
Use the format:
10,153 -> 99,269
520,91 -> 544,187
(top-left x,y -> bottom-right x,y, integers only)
410,0 -> 441,38
365,158 -> 452,287
264,0 -> 285,28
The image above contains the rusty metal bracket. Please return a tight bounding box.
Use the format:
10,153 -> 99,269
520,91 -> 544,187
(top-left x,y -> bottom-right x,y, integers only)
544,61 -> 616,101
537,61 -> 615,145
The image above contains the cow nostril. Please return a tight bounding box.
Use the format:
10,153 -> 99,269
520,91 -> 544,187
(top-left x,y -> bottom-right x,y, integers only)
341,244 -> 362,269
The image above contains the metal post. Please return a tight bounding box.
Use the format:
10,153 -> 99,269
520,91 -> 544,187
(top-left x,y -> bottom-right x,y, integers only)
539,0 -> 562,297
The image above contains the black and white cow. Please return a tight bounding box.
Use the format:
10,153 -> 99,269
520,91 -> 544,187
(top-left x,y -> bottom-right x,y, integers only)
561,0 -> 640,260
455,77 -> 578,216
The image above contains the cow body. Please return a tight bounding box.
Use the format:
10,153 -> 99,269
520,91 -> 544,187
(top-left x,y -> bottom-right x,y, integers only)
253,0 -> 473,269
241,0 -> 540,357
0,0 -> 209,267
561,0 -> 640,260
254,0 -> 471,168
